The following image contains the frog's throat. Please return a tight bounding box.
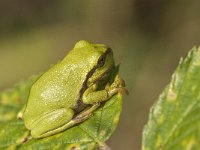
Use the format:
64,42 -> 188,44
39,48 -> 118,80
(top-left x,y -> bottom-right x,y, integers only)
88,65 -> 114,85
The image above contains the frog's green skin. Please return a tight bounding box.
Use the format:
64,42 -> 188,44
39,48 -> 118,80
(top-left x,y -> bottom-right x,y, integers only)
21,40 -> 125,138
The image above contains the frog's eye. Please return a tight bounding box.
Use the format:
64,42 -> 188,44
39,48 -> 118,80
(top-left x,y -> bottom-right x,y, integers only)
98,56 -> 106,67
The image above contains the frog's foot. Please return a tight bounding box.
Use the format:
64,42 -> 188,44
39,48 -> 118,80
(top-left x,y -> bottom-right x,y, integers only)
17,111 -> 23,120
107,75 -> 129,96
17,105 -> 26,120
112,75 -> 126,87
108,87 -> 128,96
74,103 -> 100,121
21,135 -> 32,144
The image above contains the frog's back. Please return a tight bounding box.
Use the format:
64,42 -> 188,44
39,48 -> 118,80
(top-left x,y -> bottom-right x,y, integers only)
23,43 -> 103,125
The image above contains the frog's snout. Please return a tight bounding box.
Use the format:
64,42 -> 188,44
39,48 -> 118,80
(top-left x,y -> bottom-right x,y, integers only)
74,40 -> 91,49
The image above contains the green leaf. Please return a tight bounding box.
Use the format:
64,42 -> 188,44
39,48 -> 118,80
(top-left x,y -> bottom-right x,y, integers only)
0,75 -> 39,124
0,75 -> 122,149
142,47 -> 200,150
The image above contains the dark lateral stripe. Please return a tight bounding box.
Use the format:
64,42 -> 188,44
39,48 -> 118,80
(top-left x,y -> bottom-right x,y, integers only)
76,48 -> 112,108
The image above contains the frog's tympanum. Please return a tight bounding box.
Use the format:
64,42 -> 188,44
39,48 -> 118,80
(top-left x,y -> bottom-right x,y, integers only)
18,40 -> 126,138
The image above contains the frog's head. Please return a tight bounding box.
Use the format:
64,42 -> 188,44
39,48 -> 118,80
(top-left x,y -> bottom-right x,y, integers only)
74,40 -> 115,84
75,41 -> 115,85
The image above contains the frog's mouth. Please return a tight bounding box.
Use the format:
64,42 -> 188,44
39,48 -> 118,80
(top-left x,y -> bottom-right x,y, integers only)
87,47 -> 115,86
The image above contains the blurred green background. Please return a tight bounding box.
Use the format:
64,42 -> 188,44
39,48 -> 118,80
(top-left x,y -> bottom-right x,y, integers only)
0,0 -> 200,149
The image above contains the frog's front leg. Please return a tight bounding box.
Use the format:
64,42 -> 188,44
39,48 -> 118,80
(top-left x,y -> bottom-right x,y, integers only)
82,76 -> 126,104
77,77 -> 125,121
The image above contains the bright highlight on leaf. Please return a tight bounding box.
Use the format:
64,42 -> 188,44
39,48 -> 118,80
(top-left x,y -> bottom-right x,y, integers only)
142,47 -> 200,150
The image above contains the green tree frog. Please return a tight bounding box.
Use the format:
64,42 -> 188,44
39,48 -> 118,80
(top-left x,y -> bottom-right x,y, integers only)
18,40 -> 126,139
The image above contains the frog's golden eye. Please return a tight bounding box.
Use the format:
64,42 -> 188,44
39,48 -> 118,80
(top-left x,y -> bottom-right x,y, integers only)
98,56 -> 106,67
